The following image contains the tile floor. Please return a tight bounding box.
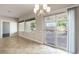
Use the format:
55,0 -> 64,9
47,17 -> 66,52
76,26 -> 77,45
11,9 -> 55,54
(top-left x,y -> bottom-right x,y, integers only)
0,36 -> 68,54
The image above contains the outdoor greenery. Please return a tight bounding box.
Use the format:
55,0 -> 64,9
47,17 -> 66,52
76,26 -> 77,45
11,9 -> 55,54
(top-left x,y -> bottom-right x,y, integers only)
30,22 -> 36,31
57,17 -> 67,28
57,17 -> 67,32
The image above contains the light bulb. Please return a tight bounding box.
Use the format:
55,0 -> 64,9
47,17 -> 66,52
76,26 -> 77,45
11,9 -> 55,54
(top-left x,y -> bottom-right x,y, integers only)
34,8 -> 37,13
35,4 -> 39,10
43,4 -> 47,10
39,10 -> 43,14
46,7 -> 51,12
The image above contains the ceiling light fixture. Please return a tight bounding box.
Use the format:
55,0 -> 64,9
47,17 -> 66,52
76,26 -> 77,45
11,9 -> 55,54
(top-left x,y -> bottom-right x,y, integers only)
34,4 -> 51,16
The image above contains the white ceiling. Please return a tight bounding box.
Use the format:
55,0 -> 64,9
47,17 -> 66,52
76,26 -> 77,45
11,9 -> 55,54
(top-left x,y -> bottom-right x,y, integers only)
0,4 -> 76,18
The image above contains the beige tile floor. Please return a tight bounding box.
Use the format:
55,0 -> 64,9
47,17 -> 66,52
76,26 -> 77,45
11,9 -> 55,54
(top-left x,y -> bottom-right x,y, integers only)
0,36 -> 68,54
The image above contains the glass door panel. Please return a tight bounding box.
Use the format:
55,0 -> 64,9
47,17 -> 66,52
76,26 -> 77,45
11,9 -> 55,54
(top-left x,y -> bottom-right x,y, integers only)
45,15 -> 56,46
56,13 -> 67,49
44,13 -> 68,50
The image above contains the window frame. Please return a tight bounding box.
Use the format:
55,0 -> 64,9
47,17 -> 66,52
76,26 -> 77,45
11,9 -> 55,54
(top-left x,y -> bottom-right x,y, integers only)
44,12 -> 68,50
18,17 -> 36,33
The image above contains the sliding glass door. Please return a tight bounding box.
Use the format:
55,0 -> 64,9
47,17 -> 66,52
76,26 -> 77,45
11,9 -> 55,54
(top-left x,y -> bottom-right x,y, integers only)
45,15 -> 57,46
45,12 -> 68,50
56,13 -> 67,50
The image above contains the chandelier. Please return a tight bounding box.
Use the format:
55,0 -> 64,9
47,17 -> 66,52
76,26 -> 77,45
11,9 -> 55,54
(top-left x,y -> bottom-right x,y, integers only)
34,4 -> 51,16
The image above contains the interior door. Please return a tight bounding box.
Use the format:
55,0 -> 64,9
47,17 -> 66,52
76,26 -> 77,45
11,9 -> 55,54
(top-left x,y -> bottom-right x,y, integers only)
3,22 -> 10,38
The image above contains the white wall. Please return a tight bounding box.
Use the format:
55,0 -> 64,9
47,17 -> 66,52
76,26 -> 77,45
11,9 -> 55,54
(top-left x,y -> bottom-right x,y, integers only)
0,16 -> 17,38
19,22 -> 24,32
10,21 -> 17,36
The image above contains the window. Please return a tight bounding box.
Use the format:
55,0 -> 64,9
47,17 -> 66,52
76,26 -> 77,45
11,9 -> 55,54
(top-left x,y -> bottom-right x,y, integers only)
25,20 -> 36,32
19,22 -> 24,32
45,12 -> 68,50
18,18 -> 36,33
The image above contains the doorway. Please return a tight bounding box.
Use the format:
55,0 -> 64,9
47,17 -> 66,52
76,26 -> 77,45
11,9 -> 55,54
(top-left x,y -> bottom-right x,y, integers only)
3,22 -> 10,38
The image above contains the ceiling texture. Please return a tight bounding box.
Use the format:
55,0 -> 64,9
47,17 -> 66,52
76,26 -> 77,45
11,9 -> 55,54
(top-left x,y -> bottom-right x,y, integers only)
0,4 -> 77,18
